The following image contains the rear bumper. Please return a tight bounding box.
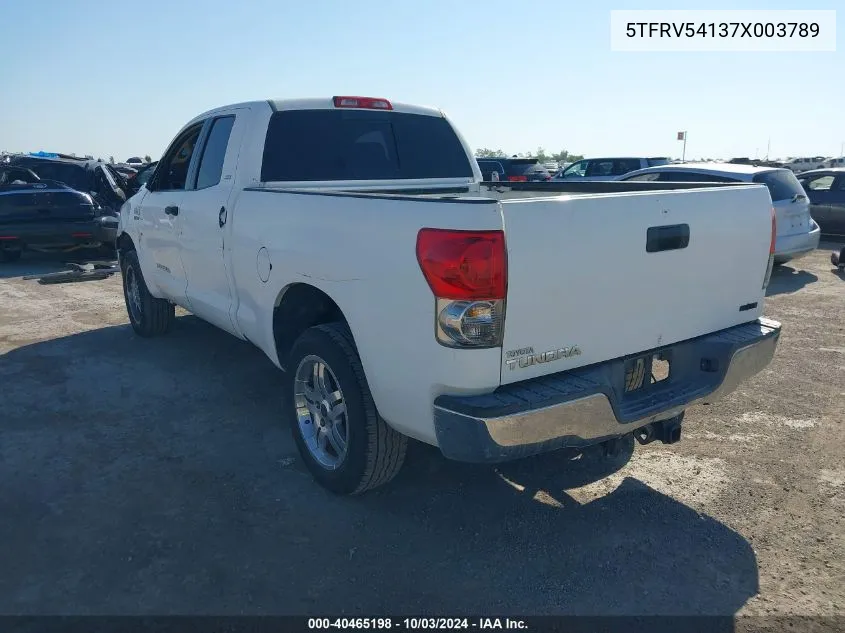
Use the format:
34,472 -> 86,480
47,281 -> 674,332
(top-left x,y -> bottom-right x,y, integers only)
0,215 -> 118,249
433,317 -> 781,463
774,221 -> 821,262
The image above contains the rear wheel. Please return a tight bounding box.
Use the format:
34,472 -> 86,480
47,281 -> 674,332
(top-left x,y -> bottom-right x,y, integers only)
120,249 -> 174,337
287,322 -> 407,494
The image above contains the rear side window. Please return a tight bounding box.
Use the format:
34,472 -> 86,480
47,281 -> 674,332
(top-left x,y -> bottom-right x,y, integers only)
195,116 -> 235,189
647,158 -> 670,167
805,175 -> 834,191
752,170 -> 805,201
612,159 -> 642,175
261,110 -> 473,181
586,160 -> 614,177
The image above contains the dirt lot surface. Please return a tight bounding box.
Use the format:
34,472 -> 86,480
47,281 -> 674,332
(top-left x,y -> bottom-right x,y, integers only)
0,244 -> 843,619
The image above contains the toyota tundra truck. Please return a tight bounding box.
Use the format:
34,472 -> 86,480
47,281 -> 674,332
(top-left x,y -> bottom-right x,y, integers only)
116,96 -> 782,494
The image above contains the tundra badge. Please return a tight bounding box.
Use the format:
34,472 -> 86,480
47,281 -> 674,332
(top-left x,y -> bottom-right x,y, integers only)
505,345 -> 582,370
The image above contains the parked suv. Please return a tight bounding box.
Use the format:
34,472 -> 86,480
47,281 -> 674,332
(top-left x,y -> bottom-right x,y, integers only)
553,157 -> 669,181
784,157 -> 828,173
476,158 -> 551,182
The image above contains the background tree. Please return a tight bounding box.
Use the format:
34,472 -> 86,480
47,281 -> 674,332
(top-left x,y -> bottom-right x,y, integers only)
476,147 -> 584,162
475,148 -> 507,158
144,155 -> 152,163
109,156 -> 115,164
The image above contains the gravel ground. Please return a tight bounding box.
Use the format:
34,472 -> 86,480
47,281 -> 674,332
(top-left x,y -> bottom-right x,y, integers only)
0,243 -> 843,618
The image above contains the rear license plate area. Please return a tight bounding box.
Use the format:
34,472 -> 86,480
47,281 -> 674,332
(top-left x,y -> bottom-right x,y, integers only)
624,352 -> 671,393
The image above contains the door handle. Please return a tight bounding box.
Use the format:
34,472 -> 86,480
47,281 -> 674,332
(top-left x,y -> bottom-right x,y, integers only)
646,224 -> 690,253
218,206 -> 227,228
164,206 -> 179,216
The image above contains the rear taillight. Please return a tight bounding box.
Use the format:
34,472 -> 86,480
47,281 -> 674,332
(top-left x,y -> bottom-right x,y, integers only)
416,229 -> 507,348
508,175 -> 527,182
332,96 -> 393,110
763,206 -> 776,290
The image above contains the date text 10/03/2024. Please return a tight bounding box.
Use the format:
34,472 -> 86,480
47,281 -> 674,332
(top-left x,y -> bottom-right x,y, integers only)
307,618 -> 528,630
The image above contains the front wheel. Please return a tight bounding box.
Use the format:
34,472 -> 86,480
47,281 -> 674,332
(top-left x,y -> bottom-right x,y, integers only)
287,322 -> 408,495
120,249 -> 175,337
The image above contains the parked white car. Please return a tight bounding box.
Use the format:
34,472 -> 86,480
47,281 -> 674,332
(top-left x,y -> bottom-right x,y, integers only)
553,157 -> 670,181
619,163 -> 821,263
784,157 -> 828,173
116,96 -> 781,494
821,156 -> 845,169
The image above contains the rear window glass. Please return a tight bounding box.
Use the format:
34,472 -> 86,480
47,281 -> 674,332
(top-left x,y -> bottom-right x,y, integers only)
506,160 -> 546,176
261,110 -> 473,181
647,157 -> 670,167
752,170 -> 805,201
20,161 -> 89,191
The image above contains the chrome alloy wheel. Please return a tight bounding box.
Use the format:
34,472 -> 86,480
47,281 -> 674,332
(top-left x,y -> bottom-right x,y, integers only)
294,355 -> 349,469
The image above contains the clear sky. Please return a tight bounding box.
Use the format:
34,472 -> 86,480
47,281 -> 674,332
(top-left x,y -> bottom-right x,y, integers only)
0,0 -> 841,162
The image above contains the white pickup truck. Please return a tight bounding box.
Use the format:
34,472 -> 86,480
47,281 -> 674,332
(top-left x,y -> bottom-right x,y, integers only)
117,96 -> 782,494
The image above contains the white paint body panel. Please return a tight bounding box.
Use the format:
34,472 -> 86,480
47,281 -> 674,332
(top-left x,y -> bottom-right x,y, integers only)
497,186 -> 772,384
118,99 -> 775,447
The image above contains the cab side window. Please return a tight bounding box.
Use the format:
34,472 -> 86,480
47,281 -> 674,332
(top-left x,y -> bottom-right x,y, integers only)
611,159 -> 642,176
562,160 -> 587,177
585,160 -> 614,177
194,116 -> 235,190
150,123 -> 204,191
806,175 -> 834,191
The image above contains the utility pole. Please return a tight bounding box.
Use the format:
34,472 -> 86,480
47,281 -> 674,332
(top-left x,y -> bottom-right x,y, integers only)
766,138 -> 770,161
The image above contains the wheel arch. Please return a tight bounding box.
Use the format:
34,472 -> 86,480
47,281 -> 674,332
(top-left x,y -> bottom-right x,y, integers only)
272,282 -> 353,371
116,231 -> 136,256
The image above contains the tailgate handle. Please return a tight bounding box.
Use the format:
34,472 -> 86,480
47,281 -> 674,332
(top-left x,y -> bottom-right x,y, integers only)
646,224 -> 690,253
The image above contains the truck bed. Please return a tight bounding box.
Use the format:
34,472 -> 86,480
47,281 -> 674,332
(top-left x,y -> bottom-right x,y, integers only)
248,179 -> 773,380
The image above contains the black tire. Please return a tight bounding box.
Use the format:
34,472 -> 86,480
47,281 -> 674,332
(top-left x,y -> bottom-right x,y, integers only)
0,248 -> 22,263
120,249 -> 174,337
286,322 -> 407,495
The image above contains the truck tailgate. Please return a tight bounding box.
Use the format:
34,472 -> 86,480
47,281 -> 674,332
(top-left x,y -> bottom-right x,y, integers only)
498,185 -> 773,384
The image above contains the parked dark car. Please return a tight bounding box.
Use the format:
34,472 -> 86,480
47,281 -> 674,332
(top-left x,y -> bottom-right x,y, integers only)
795,168 -> 845,236
128,160 -> 158,193
729,157 -> 785,168
9,155 -> 128,214
476,158 -> 551,182
0,165 -> 118,262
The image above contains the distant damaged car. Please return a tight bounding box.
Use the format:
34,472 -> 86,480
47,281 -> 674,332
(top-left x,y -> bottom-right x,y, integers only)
9,155 -> 128,215
0,164 -> 118,262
